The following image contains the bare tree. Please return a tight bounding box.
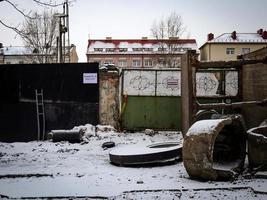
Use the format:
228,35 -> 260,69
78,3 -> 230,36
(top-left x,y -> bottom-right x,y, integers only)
0,0 -> 65,30
151,12 -> 186,68
1,0 -> 74,63
19,10 -> 58,63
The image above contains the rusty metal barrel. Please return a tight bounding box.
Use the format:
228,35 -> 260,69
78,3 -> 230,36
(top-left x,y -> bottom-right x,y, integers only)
247,126 -> 267,170
183,115 -> 246,180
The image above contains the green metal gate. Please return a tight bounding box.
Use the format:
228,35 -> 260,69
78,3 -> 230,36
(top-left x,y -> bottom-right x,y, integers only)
121,69 -> 182,130
121,68 -> 239,131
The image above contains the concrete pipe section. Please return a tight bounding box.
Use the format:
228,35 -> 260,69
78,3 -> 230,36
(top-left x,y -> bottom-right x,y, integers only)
49,130 -> 83,143
183,115 -> 246,180
109,142 -> 182,166
247,126 -> 267,170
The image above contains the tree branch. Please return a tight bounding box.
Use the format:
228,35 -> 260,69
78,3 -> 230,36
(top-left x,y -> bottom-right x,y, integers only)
33,0 -> 64,7
32,0 -> 76,7
0,19 -> 26,37
2,0 -> 34,19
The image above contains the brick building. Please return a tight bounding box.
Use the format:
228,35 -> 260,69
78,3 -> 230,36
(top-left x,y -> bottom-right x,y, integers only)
86,37 -> 198,68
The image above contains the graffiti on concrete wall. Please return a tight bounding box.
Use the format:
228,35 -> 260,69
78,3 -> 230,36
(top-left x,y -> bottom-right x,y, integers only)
225,71 -> 238,96
123,69 -> 238,97
123,70 -> 155,96
196,73 -> 219,96
156,71 -> 181,96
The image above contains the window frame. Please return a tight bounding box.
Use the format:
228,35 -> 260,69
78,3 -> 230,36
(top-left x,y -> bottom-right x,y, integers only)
226,48 -> 235,55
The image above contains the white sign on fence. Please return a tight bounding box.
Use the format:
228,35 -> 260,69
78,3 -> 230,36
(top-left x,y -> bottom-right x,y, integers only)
83,73 -> 97,84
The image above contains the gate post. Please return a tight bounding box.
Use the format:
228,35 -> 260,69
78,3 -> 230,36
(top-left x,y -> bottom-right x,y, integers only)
181,50 -> 196,136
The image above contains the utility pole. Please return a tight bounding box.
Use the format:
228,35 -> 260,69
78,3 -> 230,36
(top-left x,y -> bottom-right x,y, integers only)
55,0 -> 70,63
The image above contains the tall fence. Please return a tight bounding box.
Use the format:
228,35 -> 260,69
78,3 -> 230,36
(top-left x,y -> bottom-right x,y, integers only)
0,63 -> 99,142
121,67 -> 239,131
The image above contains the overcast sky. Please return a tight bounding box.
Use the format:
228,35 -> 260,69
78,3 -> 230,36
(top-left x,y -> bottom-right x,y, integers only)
1,0 -> 267,62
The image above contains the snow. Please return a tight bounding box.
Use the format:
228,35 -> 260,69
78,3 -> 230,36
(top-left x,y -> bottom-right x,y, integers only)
0,125 -> 266,199
109,142 -> 180,156
186,118 -> 231,136
87,41 -> 198,53
209,33 -> 267,43
3,46 -> 33,55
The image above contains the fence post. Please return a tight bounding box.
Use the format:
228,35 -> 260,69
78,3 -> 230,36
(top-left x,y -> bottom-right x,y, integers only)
181,50 -> 196,136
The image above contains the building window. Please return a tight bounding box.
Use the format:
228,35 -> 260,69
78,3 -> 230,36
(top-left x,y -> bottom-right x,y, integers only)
158,47 -> 167,52
144,59 -> 152,67
104,60 -> 114,64
118,60 -> 127,67
132,48 -> 143,52
241,48 -> 250,55
94,60 -> 101,64
132,59 -> 141,67
143,48 -> 153,52
94,48 -> 103,52
172,58 -> 181,67
119,48 -> 128,52
226,48 -> 235,55
106,48 -> 115,52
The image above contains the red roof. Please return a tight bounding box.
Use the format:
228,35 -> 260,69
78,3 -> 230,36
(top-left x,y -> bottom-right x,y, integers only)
88,38 -> 197,47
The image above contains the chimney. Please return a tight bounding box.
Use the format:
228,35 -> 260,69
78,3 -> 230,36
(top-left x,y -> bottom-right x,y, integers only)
257,29 -> 263,35
262,31 -> 267,39
142,37 -> 148,40
106,37 -> 112,40
207,33 -> 214,41
231,31 -> 237,40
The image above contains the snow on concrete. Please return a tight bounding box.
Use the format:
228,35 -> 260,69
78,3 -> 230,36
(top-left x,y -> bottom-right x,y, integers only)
0,126 -> 266,199
110,142 -> 180,156
186,118 -> 230,136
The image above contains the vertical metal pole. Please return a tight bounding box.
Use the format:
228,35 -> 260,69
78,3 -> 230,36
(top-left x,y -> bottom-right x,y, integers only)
62,2 -> 66,63
41,89 -> 46,140
56,37 -> 59,63
35,90 -> 40,141
66,0 -> 70,63
59,18 -> 63,63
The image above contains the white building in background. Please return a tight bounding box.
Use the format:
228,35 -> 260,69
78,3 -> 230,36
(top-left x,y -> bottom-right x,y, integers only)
0,44 -> 78,64
200,29 -> 267,61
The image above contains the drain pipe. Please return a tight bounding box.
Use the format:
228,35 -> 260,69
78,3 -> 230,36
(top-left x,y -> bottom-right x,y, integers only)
197,98 -> 267,110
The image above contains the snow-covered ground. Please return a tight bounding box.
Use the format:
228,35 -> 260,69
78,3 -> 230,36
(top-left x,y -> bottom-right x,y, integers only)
0,125 -> 266,199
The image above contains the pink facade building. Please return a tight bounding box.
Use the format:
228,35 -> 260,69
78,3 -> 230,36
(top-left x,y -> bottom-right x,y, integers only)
86,37 -> 198,68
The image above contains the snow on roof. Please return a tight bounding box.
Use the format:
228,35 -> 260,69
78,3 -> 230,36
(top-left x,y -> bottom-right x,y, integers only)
208,33 -> 267,43
87,39 -> 198,53
3,46 -> 33,55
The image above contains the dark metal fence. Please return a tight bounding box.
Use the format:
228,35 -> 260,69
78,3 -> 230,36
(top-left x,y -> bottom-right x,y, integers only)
0,62 -> 99,142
